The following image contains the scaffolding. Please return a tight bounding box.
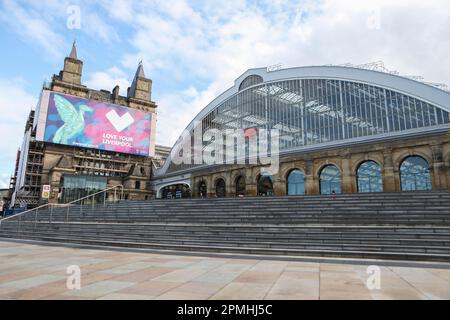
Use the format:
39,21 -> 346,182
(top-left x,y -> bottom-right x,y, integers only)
11,110 -> 45,208
72,148 -> 133,177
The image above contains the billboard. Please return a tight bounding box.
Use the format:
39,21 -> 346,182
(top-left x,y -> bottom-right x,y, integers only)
35,90 -> 155,157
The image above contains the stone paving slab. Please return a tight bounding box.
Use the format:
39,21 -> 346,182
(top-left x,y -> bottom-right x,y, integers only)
0,275 -> 65,290
1,241 -> 450,300
62,280 -> 135,299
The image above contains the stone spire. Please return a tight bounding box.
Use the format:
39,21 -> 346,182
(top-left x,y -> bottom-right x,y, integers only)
136,60 -> 145,78
59,42 -> 83,85
128,61 -> 152,101
69,41 -> 78,59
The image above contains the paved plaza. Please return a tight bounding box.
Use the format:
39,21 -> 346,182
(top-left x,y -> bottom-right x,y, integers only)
0,240 -> 450,300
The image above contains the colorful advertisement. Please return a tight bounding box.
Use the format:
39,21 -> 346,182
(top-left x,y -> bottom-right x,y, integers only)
37,91 -> 154,156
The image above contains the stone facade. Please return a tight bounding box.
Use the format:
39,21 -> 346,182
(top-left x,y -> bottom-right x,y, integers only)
44,47 -> 157,204
40,144 -> 154,203
11,44 -> 159,207
190,131 -> 450,197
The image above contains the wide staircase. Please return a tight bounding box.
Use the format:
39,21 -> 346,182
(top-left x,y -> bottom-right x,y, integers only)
1,190 -> 450,262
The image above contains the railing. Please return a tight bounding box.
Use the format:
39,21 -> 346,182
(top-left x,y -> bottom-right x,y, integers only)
0,185 -> 124,236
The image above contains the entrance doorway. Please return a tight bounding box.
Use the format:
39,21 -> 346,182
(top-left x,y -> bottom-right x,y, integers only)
257,173 -> 273,196
215,178 -> 226,197
198,181 -> 207,198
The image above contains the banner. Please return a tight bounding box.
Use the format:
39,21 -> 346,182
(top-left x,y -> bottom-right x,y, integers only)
36,91 -> 154,157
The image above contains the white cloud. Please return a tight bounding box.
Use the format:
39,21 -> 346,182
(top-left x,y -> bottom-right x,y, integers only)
109,0 -> 450,147
85,67 -> 131,96
1,0 -> 449,153
182,86 -> 199,98
0,0 -> 121,60
100,0 -> 135,22
82,12 -> 120,44
0,80 -> 37,187
0,174 -> 10,189
0,0 -> 65,58
155,85 -> 218,146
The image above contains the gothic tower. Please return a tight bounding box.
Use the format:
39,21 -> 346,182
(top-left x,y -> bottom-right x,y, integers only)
59,41 -> 83,85
128,61 -> 152,101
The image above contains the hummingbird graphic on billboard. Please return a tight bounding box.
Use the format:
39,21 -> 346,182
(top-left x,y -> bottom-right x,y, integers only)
52,94 -> 93,144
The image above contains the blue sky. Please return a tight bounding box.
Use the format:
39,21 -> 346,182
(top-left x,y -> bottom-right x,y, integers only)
0,0 -> 449,188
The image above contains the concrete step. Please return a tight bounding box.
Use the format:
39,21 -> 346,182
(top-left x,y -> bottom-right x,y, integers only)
1,233 -> 450,262
8,228 -> 450,248
4,232 -> 449,255
4,222 -> 450,249
2,190 -> 450,262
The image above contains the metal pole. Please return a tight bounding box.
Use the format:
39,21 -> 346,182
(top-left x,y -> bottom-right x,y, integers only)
34,209 -> 38,230
17,214 -> 21,237
114,189 -> 116,203
50,205 -> 53,223
103,191 -> 106,207
66,205 -> 69,222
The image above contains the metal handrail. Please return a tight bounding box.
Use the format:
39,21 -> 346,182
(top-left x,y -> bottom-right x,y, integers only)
0,203 -> 66,223
0,185 -> 124,224
65,184 -> 124,207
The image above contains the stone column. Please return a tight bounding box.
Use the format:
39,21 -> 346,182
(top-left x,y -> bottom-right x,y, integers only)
225,171 -> 233,197
206,175 -> 214,197
192,178 -> 199,198
341,156 -> 353,193
48,171 -> 62,204
445,143 -> 450,189
304,160 -> 316,195
431,143 -> 447,190
273,170 -> 284,196
246,167 -> 257,197
382,149 -> 396,192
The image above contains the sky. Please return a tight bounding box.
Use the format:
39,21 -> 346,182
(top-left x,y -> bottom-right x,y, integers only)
0,0 -> 449,188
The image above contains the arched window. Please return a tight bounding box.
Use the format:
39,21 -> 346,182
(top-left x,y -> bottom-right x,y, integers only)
215,178 -> 226,197
161,184 -> 191,199
320,165 -> 341,195
400,156 -> 432,191
257,172 -> 273,196
239,75 -> 263,91
235,176 -> 246,196
198,181 -> 207,198
357,161 -> 383,193
286,169 -> 305,195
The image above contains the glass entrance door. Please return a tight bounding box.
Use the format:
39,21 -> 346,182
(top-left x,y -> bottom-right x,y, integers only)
60,175 -> 107,203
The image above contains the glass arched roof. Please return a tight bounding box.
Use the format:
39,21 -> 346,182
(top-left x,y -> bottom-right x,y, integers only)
157,66 -> 450,177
